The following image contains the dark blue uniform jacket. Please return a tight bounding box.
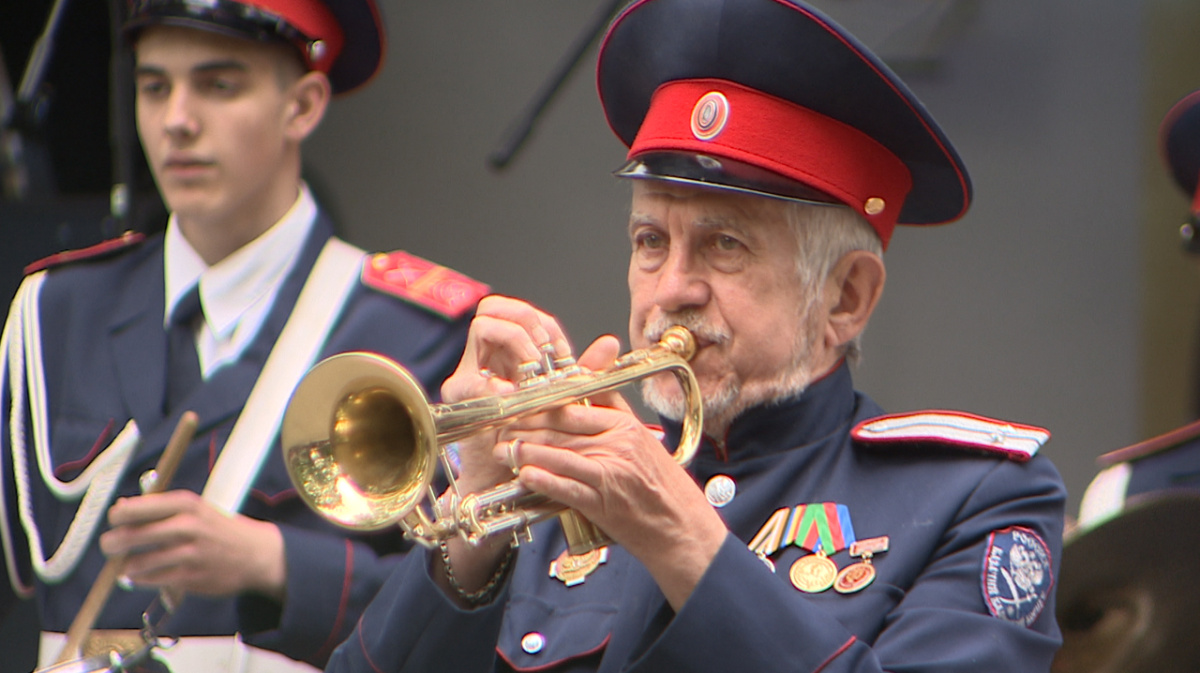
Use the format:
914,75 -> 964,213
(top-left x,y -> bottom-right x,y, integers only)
0,214 -> 474,666
327,363 -> 1066,673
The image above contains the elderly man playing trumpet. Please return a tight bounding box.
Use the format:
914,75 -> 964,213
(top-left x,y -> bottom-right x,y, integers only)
325,0 -> 1066,671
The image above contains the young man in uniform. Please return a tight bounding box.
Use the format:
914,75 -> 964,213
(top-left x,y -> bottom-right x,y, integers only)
325,1 -> 1066,671
0,1 -> 487,670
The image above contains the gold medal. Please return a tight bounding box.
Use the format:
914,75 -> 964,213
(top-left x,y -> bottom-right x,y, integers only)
834,561 -> 876,593
789,552 -> 837,593
549,546 -> 608,586
835,535 -> 888,594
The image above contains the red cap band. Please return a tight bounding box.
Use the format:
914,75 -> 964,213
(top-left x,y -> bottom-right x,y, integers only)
247,0 -> 344,73
629,79 -> 913,246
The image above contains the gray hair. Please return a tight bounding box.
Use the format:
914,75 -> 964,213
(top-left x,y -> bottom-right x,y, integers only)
784,201 -> 883,366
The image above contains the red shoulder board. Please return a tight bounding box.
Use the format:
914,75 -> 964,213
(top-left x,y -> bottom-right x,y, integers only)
361,250 -> 489,320
1097,417 -> 1200,467
851,410 -> 1049,462
23,231 -> 146,275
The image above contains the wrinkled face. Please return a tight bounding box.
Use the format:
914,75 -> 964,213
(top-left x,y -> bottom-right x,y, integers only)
134,26 -> 299,232
627,181 -> 825,432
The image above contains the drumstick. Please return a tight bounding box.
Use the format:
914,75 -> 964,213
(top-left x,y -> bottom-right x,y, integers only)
54,411 -> 199,664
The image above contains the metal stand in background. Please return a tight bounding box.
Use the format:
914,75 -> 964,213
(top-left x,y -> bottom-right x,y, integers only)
487,0 -> 627,171
1,0 -> 71,202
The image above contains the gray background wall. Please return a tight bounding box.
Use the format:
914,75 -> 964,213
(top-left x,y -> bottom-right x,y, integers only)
305,0 -> 1200,517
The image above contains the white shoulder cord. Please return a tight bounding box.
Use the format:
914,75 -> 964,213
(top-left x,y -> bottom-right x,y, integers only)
0,272 -> 140,593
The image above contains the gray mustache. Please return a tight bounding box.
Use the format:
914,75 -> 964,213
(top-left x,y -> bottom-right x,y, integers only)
643,312 -> 730,346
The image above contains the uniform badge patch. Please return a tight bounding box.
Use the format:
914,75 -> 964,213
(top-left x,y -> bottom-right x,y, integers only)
982,526 -> 1053,626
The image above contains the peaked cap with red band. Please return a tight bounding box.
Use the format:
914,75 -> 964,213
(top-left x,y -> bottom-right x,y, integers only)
597,0 -> 972,248
125,0 -> 385,94
1159,89 -> 1200,253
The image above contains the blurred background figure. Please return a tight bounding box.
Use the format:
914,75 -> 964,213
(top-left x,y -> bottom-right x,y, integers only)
1054,88 -> 1200,673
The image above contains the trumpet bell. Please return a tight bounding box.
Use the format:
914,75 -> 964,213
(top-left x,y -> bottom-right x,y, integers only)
282,352 -> 438,530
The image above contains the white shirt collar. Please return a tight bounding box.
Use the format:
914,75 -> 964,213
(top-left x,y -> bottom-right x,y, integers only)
164,184 -> 317,339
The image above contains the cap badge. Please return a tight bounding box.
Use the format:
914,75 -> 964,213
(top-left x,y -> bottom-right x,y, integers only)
691,91 -> 730,141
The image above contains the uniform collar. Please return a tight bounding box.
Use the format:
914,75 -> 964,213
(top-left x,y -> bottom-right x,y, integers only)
163,184 -> 317,336
662,361 -> 857,463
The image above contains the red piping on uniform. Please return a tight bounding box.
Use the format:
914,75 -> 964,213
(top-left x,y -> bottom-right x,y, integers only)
313,539 -> 355,662
813,635 -> 856,673
25,232 -> 146,275
251,488 -> 298,506
53,418 -> 115,480
356,620 -> 388,673
207,431 -> 218,470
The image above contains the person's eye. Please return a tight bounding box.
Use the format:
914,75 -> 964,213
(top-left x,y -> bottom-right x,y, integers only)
714,234 -> 742,251
137,78 -> 168,98
201,76 -> 241,96
635,230 -> 666,250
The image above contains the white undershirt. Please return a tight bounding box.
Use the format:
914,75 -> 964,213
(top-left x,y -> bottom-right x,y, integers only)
163,185 -> 317,378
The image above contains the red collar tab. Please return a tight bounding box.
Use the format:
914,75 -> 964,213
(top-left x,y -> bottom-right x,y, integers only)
23,231 -> 146,275
851,410 -> 1049,462
361,250 -> 489,320
631,79 -> 912,247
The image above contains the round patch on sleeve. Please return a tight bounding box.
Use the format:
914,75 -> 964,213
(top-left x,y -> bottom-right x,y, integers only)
981,526 -> 1053,627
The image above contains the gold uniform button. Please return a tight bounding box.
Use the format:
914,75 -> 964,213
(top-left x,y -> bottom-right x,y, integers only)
864,197 -> 886,215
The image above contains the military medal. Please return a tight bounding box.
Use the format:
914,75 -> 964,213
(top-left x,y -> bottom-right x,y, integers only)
834,535 -> 889,594
549,546 -> 608,586
789,551 -> 838,593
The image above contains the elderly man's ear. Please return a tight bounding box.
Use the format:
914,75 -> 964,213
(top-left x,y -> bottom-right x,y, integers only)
822,250 -> 886,350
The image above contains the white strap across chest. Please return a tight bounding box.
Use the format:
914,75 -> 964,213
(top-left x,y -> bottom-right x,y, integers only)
202,237 -> 365,513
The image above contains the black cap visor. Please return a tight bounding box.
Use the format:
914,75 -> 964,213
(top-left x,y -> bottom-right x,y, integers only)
616,151 -> 844,207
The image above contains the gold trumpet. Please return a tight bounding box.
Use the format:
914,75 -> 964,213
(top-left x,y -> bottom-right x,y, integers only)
280,326 -> 702,554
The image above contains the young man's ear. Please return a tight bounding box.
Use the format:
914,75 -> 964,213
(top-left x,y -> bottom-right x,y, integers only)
285,71 -> 332,142
823,250 -> 886,350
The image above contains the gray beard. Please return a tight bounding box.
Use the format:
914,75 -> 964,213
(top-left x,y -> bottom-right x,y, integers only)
638,307 -> 819,439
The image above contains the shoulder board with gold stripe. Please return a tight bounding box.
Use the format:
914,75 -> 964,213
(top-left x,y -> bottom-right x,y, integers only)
1097,417 -> 1200,467
23,231 -> 146,275
851,411 -> 1049,462
361,250 -> 490,320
